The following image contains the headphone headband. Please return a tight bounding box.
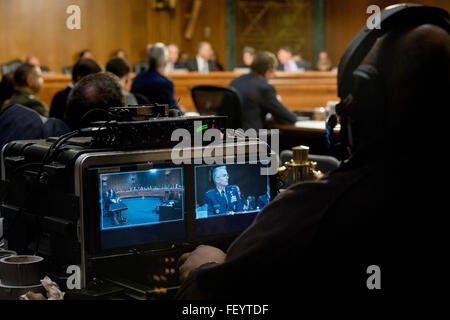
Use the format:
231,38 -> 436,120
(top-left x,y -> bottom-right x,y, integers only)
338,4 -> 450,99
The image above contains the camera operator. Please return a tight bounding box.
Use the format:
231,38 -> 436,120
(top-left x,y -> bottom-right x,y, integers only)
177,16 -> 450,300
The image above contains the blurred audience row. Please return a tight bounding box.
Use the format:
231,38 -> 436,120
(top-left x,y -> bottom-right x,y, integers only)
1,42 -> 333,77
0,41 -> 329,151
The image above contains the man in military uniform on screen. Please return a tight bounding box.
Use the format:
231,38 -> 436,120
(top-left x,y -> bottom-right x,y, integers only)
204,166 -> 243,217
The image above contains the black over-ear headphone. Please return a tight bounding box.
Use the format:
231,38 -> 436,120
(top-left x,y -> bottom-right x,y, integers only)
326,3 -> 450,160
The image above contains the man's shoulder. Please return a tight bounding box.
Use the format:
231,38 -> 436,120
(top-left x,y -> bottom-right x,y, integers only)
231,73 -> 265,88
134,71 -> 172,85
52,86 -> 71,100
226,185 -> 239,192
205,188 -> 217,200
205,189 -> 218,197
11,90 -> 46,108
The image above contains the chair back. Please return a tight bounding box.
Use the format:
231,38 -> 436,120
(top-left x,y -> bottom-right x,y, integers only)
134,62 -> 149,74
1,60 -> 23,76
62,66 -> 73,75
191,85 -> 243,129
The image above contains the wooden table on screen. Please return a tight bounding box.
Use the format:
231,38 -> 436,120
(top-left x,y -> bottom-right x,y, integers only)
38,71 -> 339,113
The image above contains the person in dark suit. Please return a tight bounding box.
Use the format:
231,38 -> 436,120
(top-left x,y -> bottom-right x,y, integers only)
237,46 -> 255,68
164,43 -> 186,73
185,42 -> 217,73
49,58 -> 101,121
106,58 -> 138,106
1,71 -> 70,150
204,166 -> 243,217
131,43 -> 181,110
229,51 -> 297,129
277,46 -> 311,71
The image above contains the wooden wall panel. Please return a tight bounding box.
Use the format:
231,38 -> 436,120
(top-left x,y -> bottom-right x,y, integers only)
235,0 -> 313,65
325,0 -> 450,68
0,0 -> 227,73
1,0 -> 448,78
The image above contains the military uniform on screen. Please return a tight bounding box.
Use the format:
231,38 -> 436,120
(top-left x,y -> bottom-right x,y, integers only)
204,185 -> 243,217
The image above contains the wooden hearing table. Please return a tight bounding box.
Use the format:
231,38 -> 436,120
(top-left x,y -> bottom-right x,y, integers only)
38,71 -> 338,113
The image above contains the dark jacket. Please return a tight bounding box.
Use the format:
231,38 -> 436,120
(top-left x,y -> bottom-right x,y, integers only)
229,72 -> 297,129
131,70 -> 180,110
176,146 -> 439,301
8,89 -> 48,117
185,59 -> 217,72
0,104 -> 70,150
49,85 -> 72,120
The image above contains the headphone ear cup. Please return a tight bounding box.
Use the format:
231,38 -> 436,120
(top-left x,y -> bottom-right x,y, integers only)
349,64 -> 386,140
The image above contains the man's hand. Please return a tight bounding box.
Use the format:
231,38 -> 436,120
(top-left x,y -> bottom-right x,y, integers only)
178,245 -> 226,282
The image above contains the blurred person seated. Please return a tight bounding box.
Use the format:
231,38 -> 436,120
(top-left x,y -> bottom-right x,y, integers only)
179,51 -> 189,65
164,43 -> 186,73
316,51 -> 332,71
131,43 -> 182,111
176,16 -> 450,301
237,46 -> 255,68
277,46 -> 311,71
8,63 -> 48,117
0,72 -> 70,150
111,49 -> 128,61
64,72 -> 124,130
106,57 -> 138,106
50,58 -> 102,121
26,55 -> 50,72
229,51 -> 297,129
79,49 -> 94,60
186,41 -> 217,72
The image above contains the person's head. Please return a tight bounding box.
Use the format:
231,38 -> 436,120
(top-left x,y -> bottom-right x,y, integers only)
113,49 -> 128,61
65,72 -> 124,130
179,52 -> 189,63
72,58 -> 102,83
79,49 -> 93,60
167,44 -> 180,64
213,166 -> 229,189
26,55 -> 41,67
250,51 -> 278,81
0,72 -> 15,108
13,63 -> 43,93
197,42 -> 213,60
341,23 -> 449,153
242,46 -> 255,66
106,57 -> 132,89
317,51 -> 331,71
147,43 -> 169,72
277,46 -> 294,64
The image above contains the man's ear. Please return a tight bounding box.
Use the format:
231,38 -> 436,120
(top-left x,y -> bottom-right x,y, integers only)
26,74 -> 34,88
123,73 -> 130,85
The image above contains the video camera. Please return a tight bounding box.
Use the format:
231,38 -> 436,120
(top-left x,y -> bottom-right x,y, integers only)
0,106 -> 278,299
